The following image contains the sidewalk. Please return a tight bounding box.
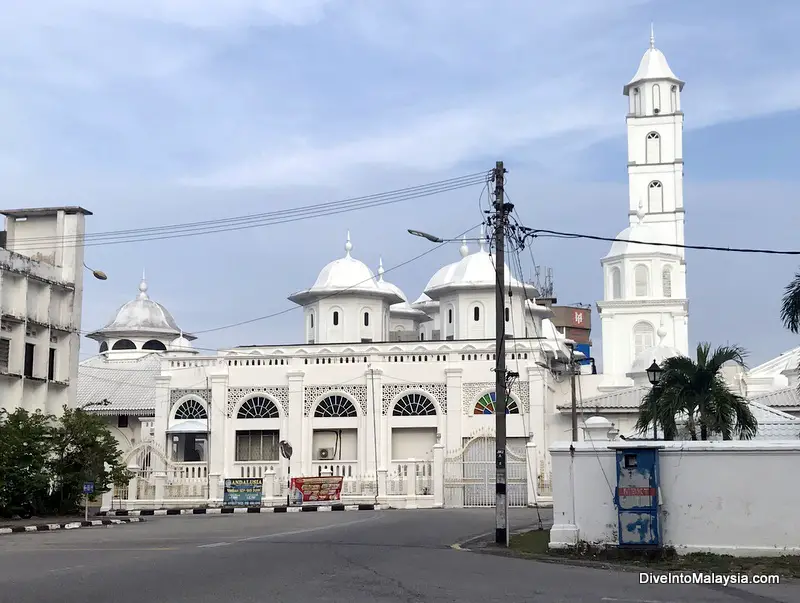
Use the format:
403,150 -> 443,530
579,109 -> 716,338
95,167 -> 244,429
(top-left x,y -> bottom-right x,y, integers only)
0,517 -> 144,536
98,503 -> 388,516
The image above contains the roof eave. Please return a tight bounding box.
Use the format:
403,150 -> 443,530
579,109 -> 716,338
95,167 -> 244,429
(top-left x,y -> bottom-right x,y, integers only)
623,76 -> 685,96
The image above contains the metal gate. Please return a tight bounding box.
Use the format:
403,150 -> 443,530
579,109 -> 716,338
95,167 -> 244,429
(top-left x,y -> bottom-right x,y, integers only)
444,432 -> 528,507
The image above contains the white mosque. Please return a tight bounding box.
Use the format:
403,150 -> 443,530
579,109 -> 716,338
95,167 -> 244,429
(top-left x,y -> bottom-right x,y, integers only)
78,33 -> 800,510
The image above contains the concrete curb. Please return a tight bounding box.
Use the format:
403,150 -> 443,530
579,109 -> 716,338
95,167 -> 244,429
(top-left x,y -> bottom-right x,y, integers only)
0,517 -> 145,536
98,503 -> 387,516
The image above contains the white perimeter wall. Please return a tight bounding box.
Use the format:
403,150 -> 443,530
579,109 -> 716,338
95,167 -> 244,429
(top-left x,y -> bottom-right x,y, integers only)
550,436 -> 800,556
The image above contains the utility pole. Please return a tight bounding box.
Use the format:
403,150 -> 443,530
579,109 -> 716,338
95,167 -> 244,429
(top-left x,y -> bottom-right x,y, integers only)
569,345 -> 578,441
493,160 -> 511,547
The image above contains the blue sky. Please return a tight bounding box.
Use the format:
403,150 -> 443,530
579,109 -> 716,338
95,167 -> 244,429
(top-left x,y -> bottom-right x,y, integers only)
1,0 -> 799,367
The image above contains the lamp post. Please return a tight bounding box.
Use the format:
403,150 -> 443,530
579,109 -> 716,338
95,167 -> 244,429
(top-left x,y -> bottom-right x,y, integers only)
646,360 -> 663,440
84,262 -> 108,280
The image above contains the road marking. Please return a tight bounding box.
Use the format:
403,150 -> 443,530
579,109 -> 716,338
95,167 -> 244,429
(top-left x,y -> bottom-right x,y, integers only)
450,544 -> 464,551
0,547 -> 177,553
601,598 -> 676,603
48,565 -> 85,573
236,514 -> 383,543
198,542 -> 231,548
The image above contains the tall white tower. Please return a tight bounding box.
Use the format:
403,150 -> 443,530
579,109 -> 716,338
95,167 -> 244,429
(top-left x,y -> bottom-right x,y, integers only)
596,27 -> 689,387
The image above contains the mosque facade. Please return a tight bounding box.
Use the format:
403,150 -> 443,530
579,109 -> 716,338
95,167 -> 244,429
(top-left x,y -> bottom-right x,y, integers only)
77,35 -> 800,511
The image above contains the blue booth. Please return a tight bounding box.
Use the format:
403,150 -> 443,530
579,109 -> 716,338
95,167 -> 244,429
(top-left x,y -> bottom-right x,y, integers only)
612,445 -> 663,548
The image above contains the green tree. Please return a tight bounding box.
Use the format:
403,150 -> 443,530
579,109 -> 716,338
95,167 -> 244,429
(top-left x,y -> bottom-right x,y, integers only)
780,272 -> 800,388
0,408 -> 53,514
635,343 -> 758,441
48,406 -> 131,513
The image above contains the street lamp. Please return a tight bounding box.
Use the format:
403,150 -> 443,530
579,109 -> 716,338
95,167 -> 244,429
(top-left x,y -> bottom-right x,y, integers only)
84,262 -> 108,280
407,229 -> 444,243
646,360 -> 662,440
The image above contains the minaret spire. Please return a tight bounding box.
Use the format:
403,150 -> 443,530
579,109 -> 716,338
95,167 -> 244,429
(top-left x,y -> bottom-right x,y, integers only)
344,231 -> 352,257
650,23 -> 655,49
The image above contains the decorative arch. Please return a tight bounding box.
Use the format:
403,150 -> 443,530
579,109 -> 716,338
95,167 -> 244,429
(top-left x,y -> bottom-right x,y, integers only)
99,341 -> 108,353
648,181 -> 663,213
473,390 -> 520,415
391,391 -> 439,416
143,339 -> 167,351
645,131 -> 661,163
112,339 -> 136,351
173,397 -> 208,420
123,441 -> 171,469
634,264 -> 649,297
314,393 -> 358,418
609,266 -> 622,300
633,321 -> 656,357
237,395 -> 280,419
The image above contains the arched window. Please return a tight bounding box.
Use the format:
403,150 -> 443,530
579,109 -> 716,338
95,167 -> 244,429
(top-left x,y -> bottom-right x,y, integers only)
393,393 -> 437,416
610,267 -> 622,300
332,311 -> 339,326
634,265 -> 649,297
112,339 -> 136,351
237,396 -> 279,419
505,307 -> 510,322
448,308 -> 453,324
652,84 -> 661,113
670,85 -> 678,112
314,395 -> 357,418
420,332 -> 425,341
473,391 -> 520,415
645,132 -> 661,164
99,341 -> 108,353
363,312 -> 369,327
662,266 -> 673,298
633,87 -> 642,115
309,313 -> 314,328
174,399 -> 207,420
142,340 -> 167,351
633,322 -> 655,356
473,306 -> 480,321
648,181 -> 663,213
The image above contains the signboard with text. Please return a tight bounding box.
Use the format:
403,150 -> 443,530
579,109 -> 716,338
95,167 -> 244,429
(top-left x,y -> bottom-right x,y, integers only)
289,476 -> 343,505
223,478 -> 263,507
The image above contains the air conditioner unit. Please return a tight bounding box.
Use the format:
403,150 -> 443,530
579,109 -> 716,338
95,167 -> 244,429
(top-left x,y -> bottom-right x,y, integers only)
318,447 -> 334,460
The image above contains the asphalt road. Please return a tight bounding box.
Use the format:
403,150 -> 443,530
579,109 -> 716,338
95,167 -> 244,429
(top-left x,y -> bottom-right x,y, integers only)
0,508 -> 795,603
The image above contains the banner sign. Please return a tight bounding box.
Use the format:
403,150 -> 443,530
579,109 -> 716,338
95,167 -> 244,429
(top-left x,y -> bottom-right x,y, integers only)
223,478 -> 263,507
289,476 -> 344,505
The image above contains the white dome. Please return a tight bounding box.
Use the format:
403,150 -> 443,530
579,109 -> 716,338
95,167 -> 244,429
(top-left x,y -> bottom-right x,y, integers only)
375,258 -> 408,302
87,277 -> 192,342
623,32 -> 684,95
169,335 -> 196,354
629,344 -> 682,375
604,223 -> 677,260
288,232 -> 403,305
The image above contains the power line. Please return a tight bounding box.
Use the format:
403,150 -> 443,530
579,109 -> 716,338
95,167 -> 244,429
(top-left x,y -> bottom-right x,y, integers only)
6,172 -> 489,251
516,226 -> 800,255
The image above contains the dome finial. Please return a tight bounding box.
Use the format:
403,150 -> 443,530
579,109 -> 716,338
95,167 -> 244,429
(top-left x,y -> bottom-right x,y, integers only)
479,224 -> 487,252
345,230 -> 352,257
650,22 -> 655,49
377,256 -> 385,281
459,236 -> 469,258
636,200 -> 646,223
138,270 -> 149,300
657,315 -> 667,343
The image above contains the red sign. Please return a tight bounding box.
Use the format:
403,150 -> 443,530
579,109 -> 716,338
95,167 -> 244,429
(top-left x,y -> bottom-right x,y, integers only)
618,487 -> 656,497
290,476 -> 344,503
570,308 -> 588,328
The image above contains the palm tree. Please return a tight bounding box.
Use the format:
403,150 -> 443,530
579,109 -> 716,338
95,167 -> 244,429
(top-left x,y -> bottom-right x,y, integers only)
780,272 -> 800,389
635,343 -> 758,441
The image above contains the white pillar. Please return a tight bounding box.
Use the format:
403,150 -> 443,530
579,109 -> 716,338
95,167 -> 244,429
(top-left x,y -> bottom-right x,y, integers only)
208,373 -> 228,477
153,374 -> 171,472
365,367 -> 382,475
286,370 -> 305,479
526,364 -> 547,478
432,436 -> 444,508
525,434 -> 538,506
582,416 -> 613,442
444,367 -> 463,452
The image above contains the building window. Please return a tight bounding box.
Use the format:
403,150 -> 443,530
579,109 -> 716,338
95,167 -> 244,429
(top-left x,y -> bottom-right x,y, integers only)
314,395 -> 357,418
393,393 -> 437,416
670,85 -> 678,112
143,340 -> 167,351
473,306 -> 480,321
171,434 -> 207,462
652,83 -> 661,113
310,313 -> 314,328
47,348 -> 56,380
610,267 -> 622,300
662,266 -> 673,298
99,341 -> 108,354
634,265 -> 649,297
633,87 -> 642,115
237,396 -> 279,419
235,430 -> 278,462
448,308 -> 453,324
634,322 -> 655,356
0,337 -> 9,372
363,312 -> 369,327
174,399 -> 208,420
23,343 -> 34,378
505,307 -> 510,322
112,339 -> 136,351
332,311 -> 339,326
473,391 -> 520,415
118,415 -> 129,429
646,132 -> 661,163
420,332 -> 425,341
648,181 -> 663,213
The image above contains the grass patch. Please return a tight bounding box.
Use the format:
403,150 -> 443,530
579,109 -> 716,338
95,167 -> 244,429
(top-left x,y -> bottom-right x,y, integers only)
508,530 -> 800,580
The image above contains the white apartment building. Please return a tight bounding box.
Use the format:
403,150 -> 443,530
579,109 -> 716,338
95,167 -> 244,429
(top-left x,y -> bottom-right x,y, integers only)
0,206 -> 92,415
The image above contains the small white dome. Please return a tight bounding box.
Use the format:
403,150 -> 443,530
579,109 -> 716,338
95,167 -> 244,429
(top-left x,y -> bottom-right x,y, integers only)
424,249 -> 533,299
629,344 -> 682,375
169,335 -> 196,354
604,223 -> 677,260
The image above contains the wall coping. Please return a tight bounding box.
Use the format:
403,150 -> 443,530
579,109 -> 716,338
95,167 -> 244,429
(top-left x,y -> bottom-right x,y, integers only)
550,440 -> 800,454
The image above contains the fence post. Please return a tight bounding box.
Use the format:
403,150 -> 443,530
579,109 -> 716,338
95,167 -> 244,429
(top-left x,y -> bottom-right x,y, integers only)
405,461 -> 417,509
525,435 -> 538,506
433,441 -> 445,508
